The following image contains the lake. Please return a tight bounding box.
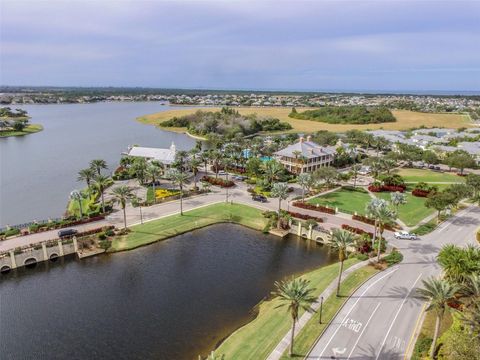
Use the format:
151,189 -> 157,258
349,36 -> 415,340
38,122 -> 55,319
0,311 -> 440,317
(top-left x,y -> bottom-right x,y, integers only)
0,102 -> 195,227
0,223 -> 337,359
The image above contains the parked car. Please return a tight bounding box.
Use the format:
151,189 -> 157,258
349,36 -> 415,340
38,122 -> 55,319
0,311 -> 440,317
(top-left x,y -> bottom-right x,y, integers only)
233,175 -> 246,181
252,194 -> 268,203
58,228 -> 78,238
394,231 -> 417,240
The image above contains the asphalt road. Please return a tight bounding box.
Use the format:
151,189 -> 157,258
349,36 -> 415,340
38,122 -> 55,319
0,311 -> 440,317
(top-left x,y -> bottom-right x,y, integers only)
307,205 -> 480,360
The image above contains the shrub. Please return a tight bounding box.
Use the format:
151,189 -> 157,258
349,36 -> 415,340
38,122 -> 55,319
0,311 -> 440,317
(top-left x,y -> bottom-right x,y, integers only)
201,176 -> 235,188
341,224 -> 373,239
293,201 -> 336,214
5,228 -> 20,237
98,239 -> 111,250
355,253 -> 369,261
352,214 -> 396,231
288,211 -> 324,223
98,232 -> 107,240
384,249 -> 403,266
412,335 -> 432,360
412,189 -> 431,197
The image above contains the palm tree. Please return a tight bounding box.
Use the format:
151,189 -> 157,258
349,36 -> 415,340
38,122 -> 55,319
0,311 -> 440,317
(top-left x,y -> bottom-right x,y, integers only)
77,168 -> 96,192
167,169 -> 189,215
133,158 -> 148,185
297,173 -> 312,202
375,206 -> 397,262
351,163 -> 361,188
272,278 -> 317,357
417,277 -> 458,359
390,191 -> 407,214
330,229 -> 356,296
263,159 -> 283,184
93,174 -> 110,214
90,159 -> 108,175
146,163 -> 163,201
210,150 -> 223,179
174,150 -> 189,173
111,185 -> 135,229
365,198 -> 388,247
189,156 -> 202,190
271,182 -> 289,229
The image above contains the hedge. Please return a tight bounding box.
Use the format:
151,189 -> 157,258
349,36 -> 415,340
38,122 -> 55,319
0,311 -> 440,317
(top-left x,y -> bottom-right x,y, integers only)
292,201 -> 336,214
352,214 -> 396,231
288,211 -> 324,223
201,175 -> 235,188
341,224 -> 373,238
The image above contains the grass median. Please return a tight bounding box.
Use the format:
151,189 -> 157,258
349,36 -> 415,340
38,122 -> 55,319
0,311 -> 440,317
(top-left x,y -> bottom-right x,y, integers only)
110,202 -> 268,252
215,258 -> 362,359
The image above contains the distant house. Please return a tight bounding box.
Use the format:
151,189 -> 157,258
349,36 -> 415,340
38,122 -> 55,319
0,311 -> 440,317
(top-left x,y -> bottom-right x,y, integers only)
125,142 -> 178,168
274,136 -> 335,174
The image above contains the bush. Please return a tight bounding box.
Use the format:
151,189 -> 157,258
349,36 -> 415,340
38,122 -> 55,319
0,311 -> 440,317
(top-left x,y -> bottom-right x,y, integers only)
288,211 -> 324,223
384,249 -> 404,266
412,335 -> 432,360
352,214 -> 396,231
293,201 -> 336,214
5,228 -> 20,237
341,224 -> 373,239
414,221 -> 437,235
98,232 -> 107,240
98,239 -> 111,250
355,253 -> 369,261
201,175 -> 235,188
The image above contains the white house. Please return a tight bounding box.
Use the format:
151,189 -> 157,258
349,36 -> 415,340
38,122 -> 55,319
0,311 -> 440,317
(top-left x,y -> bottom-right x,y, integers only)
125,142 -> 178,168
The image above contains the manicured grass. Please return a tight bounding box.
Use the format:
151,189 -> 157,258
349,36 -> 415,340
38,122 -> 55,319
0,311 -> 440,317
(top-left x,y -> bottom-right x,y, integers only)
110,203 -> 268,251
137,108 -> 470,133
308,187 -> 371,215
397,168 -> 465,183
279,264 -> 380,359
216,258 -> 362,359
0,123 -> 43,137
374,191 -> 434,227
413,219 -> 438,235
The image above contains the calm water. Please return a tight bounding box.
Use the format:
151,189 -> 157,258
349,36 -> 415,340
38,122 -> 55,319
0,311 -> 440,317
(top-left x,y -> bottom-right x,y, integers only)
0,224 -> 336,359
0,102 -> 195,227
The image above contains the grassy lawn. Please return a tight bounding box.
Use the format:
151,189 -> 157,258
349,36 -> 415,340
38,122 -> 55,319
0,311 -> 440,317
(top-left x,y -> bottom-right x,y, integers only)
279,264 -> 380,359
216,258 -> 362,359
110,202 -> 268,252
137,108 -> 470,133
397,168 -> 465,183
374,190 -> 434,227
0,123 -> 43,137
308,187 -> 372,215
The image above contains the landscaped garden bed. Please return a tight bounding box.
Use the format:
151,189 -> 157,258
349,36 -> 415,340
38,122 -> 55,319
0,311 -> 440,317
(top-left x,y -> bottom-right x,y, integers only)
293,201 -> 336,214
201,175 -> 235,187
288,211 -> 324,223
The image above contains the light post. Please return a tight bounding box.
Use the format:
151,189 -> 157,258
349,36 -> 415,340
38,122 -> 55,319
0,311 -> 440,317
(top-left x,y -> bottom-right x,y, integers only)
318,296 -> 324,324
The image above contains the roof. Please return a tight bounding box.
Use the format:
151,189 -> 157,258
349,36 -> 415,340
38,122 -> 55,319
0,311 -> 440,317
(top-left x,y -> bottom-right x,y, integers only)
274,140 -> 336,159
127,143 -> 177,164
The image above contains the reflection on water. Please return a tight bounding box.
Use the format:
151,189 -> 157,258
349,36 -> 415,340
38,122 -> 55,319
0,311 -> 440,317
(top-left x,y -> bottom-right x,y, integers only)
0,224 -> 336,360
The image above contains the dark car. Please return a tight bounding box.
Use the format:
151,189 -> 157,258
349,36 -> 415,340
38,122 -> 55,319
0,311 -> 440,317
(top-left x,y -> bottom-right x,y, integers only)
58,228 -> 78,238
252,194 -> 267,203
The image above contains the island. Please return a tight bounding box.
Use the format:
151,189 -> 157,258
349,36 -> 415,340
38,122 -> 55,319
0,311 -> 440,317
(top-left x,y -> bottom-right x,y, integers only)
0,107 -> 43,137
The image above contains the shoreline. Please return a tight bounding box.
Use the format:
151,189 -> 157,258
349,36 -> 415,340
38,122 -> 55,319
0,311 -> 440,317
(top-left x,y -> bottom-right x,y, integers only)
0,123 -> 43,138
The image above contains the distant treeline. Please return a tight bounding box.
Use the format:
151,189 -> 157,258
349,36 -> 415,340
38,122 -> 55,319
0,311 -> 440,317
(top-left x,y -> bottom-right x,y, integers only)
289,106 -> 396,124
160,107 -> 292,137
0,107 -> 28,118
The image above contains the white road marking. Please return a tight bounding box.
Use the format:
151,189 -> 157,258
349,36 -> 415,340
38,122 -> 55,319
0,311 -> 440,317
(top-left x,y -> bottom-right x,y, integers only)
375,273 -> 423,360
342,318 -> 363,333
318,268 -> 399,358
347,302 -> 381,359
332,347 -> 347,356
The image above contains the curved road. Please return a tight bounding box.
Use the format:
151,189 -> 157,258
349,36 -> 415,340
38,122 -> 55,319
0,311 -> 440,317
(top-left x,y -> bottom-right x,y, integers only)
306,206 -> 479,360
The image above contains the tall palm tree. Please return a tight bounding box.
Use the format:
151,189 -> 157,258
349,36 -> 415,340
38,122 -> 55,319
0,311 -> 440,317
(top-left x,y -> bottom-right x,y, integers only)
146,163 -> 163,201
77,168 -> 96,192
90,159 -> 108,175
93,174 -> 110,214
222,156 -> 234,203
271,182 -> 289,229
111,185 -> 135,229
351,163 -> 361,188
365,198 -> 388,247
132,158 -> 148,185
167,169 -> 189,215
297,173 -> 312,202
390,191 -> 407,213
189,156 -> 202,190
375,206 -> 397,262
174,150 -> 189,173
330,229 -> 356,296
210,150 -> 223,179
417,277 -> 458,359
263,159 -> 283,184
272,278 -> 317,357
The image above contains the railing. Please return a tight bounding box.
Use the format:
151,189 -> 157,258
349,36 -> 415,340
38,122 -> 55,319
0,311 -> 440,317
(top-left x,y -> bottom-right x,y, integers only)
0,218 -> 63,233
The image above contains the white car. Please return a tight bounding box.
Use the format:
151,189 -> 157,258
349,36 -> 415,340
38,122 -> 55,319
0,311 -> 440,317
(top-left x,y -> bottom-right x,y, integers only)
394,231 -> 417,240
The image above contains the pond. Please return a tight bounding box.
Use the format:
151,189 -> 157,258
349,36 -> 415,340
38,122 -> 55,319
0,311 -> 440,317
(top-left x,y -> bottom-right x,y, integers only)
0,102 -> 195,227
0,223 -> 337,360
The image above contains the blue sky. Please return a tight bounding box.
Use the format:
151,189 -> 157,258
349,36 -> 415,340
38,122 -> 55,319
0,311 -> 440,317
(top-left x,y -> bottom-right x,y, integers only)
1,0 -> 479,92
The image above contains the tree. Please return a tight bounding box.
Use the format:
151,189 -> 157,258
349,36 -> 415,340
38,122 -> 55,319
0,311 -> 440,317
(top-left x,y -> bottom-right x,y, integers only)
173,150 -> 189,173
189,156 -> 201,190
246,157 -> 262,177
446,183 -> 472,207
69,190 -> 85,219
132,158 -> 148,185
365,198 -> 388,247
271,182 -> 289,229
422,150 -> 439,167
166,169 -> 189,215
314,167 -> 338,186
13,120 -> 26,131
330,229 -> 356,296
390,192 -> 407,213
437,244 -> 480,284
146,163 -> 163,200
351,163 -> 361,188
297,173 -> 312,202
374,206 -> 396,262
272,278 -> 316,357
210,150 -> 223,179
445,150 -> 476,175
417,277 -> 458,359
90,159 -> 108,175
263,159 -> 283,185
93,174 -> 110,214
77,168 -> 96,192
466,173 -> 480,198
425,191 -> 455,222
111,185 -> 135,229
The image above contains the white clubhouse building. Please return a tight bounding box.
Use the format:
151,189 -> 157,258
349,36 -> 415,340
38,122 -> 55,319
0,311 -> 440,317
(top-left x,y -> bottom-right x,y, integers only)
274,136 -> 336,174
125,142 -> 178,168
